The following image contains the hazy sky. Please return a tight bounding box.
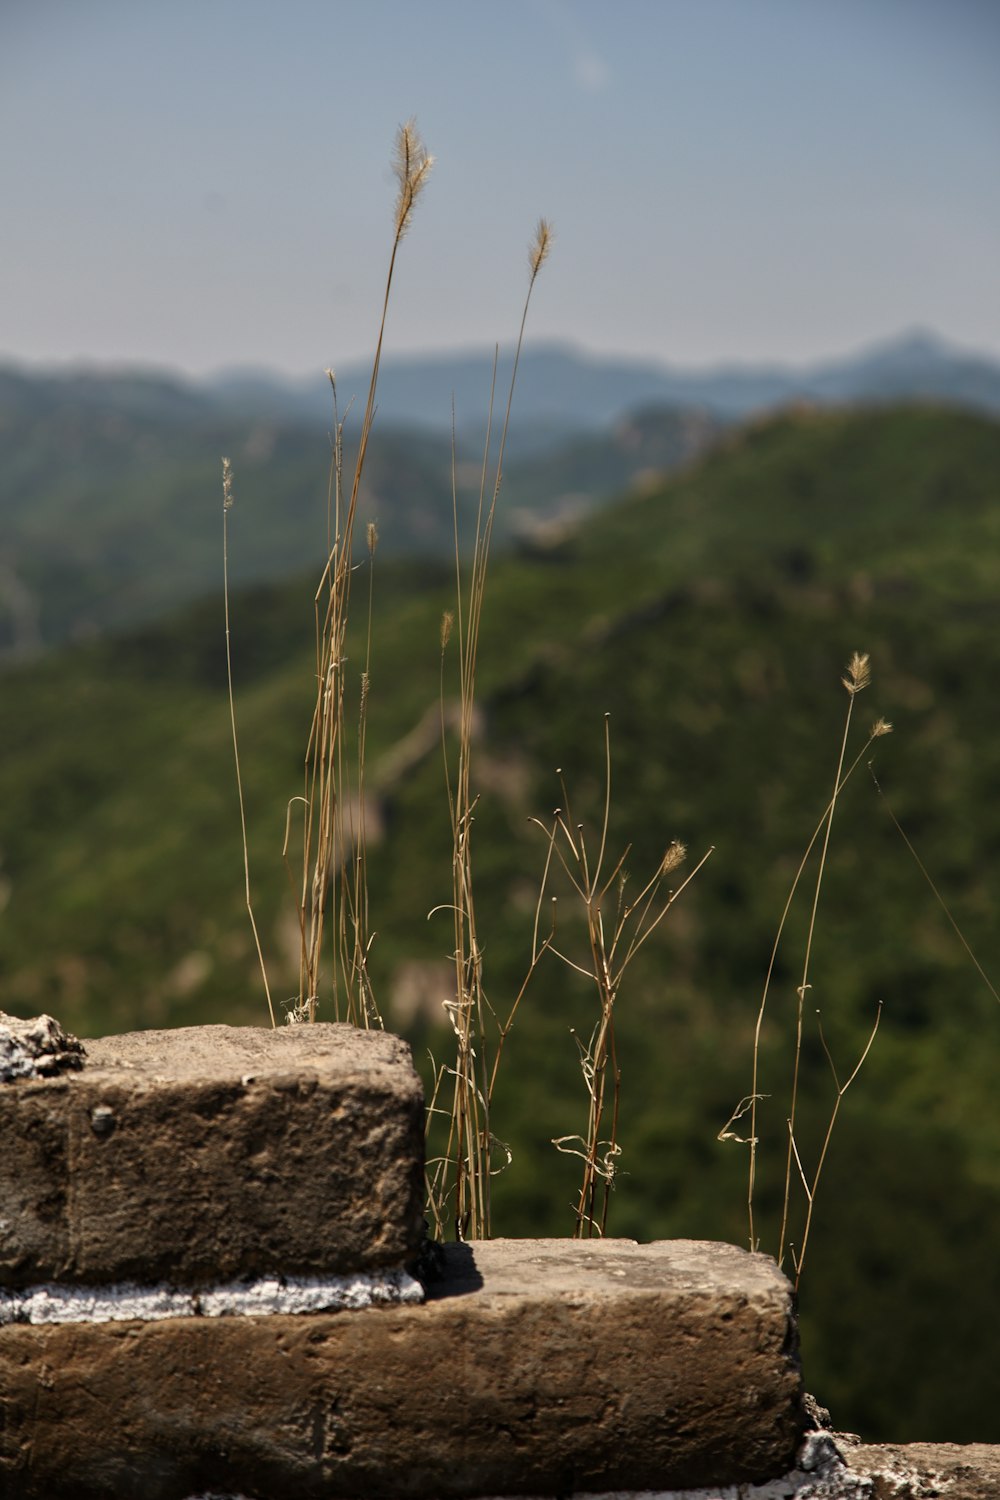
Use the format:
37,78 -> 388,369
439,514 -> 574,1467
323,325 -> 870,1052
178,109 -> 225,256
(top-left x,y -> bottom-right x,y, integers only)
3,0 -> 999,377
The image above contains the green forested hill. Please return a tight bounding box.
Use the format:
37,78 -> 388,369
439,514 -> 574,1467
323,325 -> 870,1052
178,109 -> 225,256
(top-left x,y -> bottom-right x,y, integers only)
0,364 -> 719,652
1,403 -> 998,1442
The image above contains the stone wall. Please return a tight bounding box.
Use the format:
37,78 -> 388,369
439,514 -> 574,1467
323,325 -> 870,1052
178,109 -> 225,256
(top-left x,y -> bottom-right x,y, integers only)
0,1013 -> 995,1499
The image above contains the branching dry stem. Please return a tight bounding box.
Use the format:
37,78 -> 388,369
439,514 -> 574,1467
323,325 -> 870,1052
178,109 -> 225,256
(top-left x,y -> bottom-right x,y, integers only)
535,717 -> 710,1237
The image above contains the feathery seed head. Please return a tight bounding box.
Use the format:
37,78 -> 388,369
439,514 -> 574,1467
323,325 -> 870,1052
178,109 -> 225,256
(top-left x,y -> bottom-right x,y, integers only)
367,521 -> 378,555
661,841 -> 686,875
393,119 -> 434,239
871,717 -> 893,738
529,218 -> 553,279
222,457 -> 234,511
842,651 -> 871,696
440,610 -> 454,649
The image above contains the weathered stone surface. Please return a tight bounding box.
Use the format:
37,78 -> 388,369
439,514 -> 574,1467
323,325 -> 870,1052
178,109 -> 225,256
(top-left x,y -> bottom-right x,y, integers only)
840,1438 -> 1000,1500
0,1023 -> 424,1288
0,1238 -> 803,1499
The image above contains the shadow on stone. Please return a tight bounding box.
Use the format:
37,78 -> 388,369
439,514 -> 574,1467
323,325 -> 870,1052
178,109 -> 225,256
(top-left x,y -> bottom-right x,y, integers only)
420,1240 -> 485,1300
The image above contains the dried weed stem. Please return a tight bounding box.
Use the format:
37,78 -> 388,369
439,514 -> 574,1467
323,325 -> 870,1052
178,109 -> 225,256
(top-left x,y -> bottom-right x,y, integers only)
293,123 -> 432,1026
222,458 -> 276,1027
536,717 -> 712,1236
722,653 -> 890,1280
427,219 -> 552,1240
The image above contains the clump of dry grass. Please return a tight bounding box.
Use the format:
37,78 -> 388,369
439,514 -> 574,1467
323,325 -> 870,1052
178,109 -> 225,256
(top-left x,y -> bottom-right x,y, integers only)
225,121 -> 433,1029
224,141 -> 698,1247
293,122 -> 433,1028
425,702 -> 711,1244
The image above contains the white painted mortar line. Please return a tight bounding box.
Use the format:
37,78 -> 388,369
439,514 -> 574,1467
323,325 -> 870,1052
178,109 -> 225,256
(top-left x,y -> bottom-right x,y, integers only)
0,1266 -> 423,1325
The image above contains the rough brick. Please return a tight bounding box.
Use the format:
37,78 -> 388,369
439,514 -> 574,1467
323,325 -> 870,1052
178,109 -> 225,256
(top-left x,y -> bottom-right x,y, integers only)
841,1439 -> 1000,1500
0,1238 -> 804,1498
0,1023 -> 425,1288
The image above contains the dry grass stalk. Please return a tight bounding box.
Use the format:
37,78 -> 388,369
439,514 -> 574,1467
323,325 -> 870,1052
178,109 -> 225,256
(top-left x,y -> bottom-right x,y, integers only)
222,457 -> 276,1028
869,764 -> 1000,1007
786,997 -> 882,1286
725,654 -> 1000,1285
226,123 -> 431,1029
535,716 -> 712,1237
721,653 -> 891,1279
292,123 -> 432,1026
778,650 -> 871,1268
426,219 -> 552,1240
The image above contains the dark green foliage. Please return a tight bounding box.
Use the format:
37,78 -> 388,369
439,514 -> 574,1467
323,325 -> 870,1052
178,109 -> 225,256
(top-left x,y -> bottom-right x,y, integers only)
1,403 -> 999,1439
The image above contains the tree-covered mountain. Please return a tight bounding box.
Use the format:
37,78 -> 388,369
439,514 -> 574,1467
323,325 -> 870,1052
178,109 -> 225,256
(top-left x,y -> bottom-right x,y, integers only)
1,402 -> 999,1442
0,361 -> 720,656
5,327 -> 998,656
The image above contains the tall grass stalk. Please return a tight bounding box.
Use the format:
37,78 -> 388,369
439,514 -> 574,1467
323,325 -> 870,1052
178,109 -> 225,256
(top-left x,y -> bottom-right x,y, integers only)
787,997 -> 882,1286
427,220 -> 552,1240
777,650 -> 871,1269
222,456 -> 276,1028
720,652 -> 891,1279
290,122 -> 432,1026
870,766 -> 1000,1007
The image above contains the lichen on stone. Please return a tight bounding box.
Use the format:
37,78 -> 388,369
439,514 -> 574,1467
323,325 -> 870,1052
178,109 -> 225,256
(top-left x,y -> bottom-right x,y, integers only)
0,1012 -> 86,1084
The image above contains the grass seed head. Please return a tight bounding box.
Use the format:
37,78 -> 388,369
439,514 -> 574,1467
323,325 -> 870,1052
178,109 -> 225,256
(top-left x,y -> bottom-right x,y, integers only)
393,119 -> 434,240
661,840 -> 687,875
529,218 -> 553,278
842,650 -> 871,695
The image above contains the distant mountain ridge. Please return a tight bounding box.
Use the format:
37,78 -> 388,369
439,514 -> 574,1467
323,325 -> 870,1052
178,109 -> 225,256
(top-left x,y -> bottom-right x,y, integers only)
0,364 -> 721,656
4,329 -> 1000,440
3,328 -> 999,656
205,328 -> 1000,432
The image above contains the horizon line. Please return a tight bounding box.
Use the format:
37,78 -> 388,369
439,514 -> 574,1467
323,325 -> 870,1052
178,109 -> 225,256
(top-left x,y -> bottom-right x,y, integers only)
1,325 -> 997,389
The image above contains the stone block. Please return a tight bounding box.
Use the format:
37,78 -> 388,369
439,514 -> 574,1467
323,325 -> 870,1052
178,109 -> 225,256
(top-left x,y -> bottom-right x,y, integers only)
0,1238 -> 804,1498
841,1439 -> 1000,1500
0,1023 -> 424,1288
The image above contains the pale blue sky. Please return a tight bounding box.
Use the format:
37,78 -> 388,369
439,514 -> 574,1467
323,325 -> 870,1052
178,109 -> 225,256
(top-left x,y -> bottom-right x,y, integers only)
2,0 -> 998,376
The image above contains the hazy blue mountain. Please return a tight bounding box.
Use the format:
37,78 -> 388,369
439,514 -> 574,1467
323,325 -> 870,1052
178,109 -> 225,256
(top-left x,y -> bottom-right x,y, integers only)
0,363 -> 222,426
207,328 -> 1000,432
795,330 -> 1000,408
4,325 -> 998,656
7,327 -> 999,446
